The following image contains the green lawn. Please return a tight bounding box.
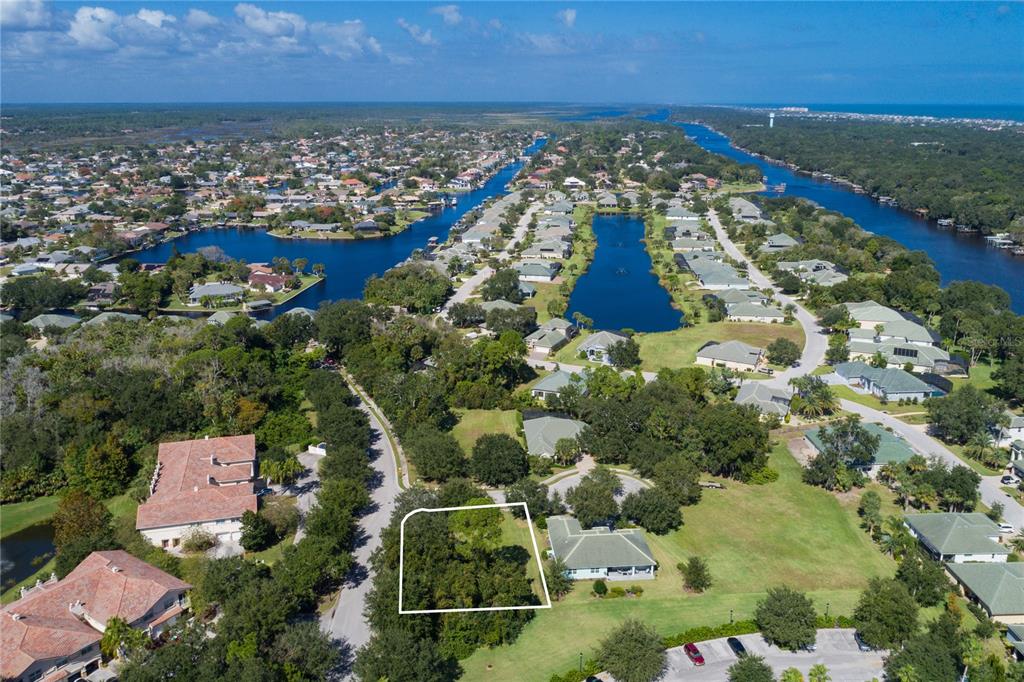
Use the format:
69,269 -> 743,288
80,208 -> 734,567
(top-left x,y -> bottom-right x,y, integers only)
460,442 -> 895,681
246,533 -> 296,566
452,409 -> 523,455
946,444 -> 1005,477
636,322 -> 805,372
499,513 -> 548,603
524,283 -> 562,323
1,496 -> 60,538
551,331 -> 602,368
950,360 -> 998,394
830,384 -> 926,416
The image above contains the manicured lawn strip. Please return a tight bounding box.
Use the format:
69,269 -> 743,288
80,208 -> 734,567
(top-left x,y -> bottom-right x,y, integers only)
461,442 -> 894,681
246,532 -> 296,565
452,409 -> 523,455
550,331 -> 603,369
946,444 -> 1004,477
524,282 -> 562,323
498,513 -> 547,603
644,213 -> 710,320
829,384 -> 926,415
950,360 -> 998,393
636,322 -> 804,372
1,495 -> 60,538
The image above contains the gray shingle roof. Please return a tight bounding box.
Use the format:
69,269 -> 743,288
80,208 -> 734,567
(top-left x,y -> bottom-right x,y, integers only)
904,513 -> 1009,556
946,563 -> 1024,616
523,415 -> 586,456
547,515 -> 656,571
696,340 -> 764,365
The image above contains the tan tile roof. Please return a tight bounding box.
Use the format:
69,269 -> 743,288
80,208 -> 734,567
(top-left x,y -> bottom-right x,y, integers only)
1,551 -> 191,679
136,435 -> 257,530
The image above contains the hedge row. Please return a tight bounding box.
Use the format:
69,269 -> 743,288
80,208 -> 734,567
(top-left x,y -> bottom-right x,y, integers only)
662,619 -> 759,649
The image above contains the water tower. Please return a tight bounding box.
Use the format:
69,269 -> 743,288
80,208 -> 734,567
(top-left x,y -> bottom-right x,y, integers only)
769,113 -> 775,128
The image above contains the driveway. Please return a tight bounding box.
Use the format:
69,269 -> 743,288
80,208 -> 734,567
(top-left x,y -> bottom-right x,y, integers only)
547,469 -> 651,504
291,449 -> 324,543
660,629 -> 885,682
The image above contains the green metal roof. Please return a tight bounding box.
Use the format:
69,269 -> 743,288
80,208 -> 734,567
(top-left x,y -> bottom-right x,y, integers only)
904,512 -> 1009,556
946,563 -> 1024,616
805,422 -> 917,466
547,516 -> 656,571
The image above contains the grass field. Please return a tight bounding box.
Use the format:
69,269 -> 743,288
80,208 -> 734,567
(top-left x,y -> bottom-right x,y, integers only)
499,513 -> 549,603
829,384 -> 926,416
460,441 -> 895,681
636,322 -> 805,372
452,409 -> 523,455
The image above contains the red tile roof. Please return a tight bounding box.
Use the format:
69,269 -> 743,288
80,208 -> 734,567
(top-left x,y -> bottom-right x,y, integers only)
136,435 -> 257,530
1,551 -> 191,680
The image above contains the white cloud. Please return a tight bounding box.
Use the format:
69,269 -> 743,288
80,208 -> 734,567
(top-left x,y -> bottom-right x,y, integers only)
136,9 -> 176,29
556,9 -> 576,29
397,17 -> 437,46
1,0 -> 51,29
68,6 -> 120,51
520,33 -> 574,56
488,18 -> 503,31
311,19 -> 382,59
431,4 -> 462,26
234,3 -> 305,37
184,8 -> 219,30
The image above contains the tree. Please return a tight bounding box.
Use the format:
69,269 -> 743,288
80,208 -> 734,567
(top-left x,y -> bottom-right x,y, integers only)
353,628 -> 456,682
240,510 -> 277,551
653,455 -> 702,506
926,385 -> 1005,444
780,669 -> 804,682
480,268 -> 524,303
620,487 -> 682,534
825,333 -> 849,364
788,376 -> 838,418
553,437 -> 581,466
728,655 -> 775,682
607,338 -> 641,368
404,425 -> 467,482
853,577 -> 919,649
767,338 -> 801,367
505,477 -> 559,519
755,586 -> 817,650
100,617 -> 148,659
803,416 -> 879,491
993,349 -> 1024,404
315,299 -> 372,357
53,489 -> 113,549
882,613 -> 961,682
83,433 -> 131,498
363,263 -> 451,314
598,619 -> 666,682
858,490 -> 882,535
485,306 -> 537,336
449,301 -> 485,328
678,556 -> 712,592
808,665 -> 831,682
470,433 -> 528,486
565,469 -> 620,528
895,550 -> 949,607
544,557 -> 573,600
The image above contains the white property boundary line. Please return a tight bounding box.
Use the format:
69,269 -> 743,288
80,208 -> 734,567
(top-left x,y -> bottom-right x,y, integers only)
398,502 -> 553,614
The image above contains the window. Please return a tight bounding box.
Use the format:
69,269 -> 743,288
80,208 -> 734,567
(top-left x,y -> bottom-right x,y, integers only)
163,598 -> 174,609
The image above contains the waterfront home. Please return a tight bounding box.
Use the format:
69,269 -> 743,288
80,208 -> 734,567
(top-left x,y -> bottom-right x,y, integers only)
946,563 -> 1024,624
843,300 -> 908,329
759,232 -> 801,253
805,422 -> 916,478
904,513 -> 1010,564
578,330 -> 630,364
547,516 -> 657,581
523,239 -> 572,259
207,311 -> 239,326
695,340 -> 764,372
672,237 -> 716,252
713,289 -> 769,306
726,302 -> 785,323
188,282 -> 243,306
247,271 -> 290,293
354,219 -> 379,232
525,318 -> 575,356
136,435 -> 258,551
777,259 -> 848,287
1,551 -> 191,682
515,260 -> 561,282
734,382 -> 791,418
524,414 -> 587,458
597,193 -> 618,209
665,206 -> 701,225
544,200 -> 574,215
530,369 -> 585,401
82,311 -> 143,328
675,252 -> 750,290
833,361 -> 942,402
26,312 -> 81,333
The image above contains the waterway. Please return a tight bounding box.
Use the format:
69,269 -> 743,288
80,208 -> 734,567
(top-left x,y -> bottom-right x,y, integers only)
129,138 -> 547,317
1,522 -> 55,594
567,213 -> 682,333
674,121 -> 1024,312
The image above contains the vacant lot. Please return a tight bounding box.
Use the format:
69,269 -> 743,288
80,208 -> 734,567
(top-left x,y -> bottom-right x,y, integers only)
637,322 -> 805,372
452,409 -> 523,455
460,441 -> 894,681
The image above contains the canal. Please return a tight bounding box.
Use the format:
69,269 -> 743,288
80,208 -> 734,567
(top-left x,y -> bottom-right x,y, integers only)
676,121 -> 1024,312
1,522 -> 55,594
566,213 -> 682,333
129,137 -> 548,317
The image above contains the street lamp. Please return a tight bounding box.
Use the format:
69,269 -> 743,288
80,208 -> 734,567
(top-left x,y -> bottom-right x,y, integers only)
825,601 -> 831,619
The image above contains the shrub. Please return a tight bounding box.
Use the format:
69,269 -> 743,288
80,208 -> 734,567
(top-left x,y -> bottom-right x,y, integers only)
593,579 -> 608,596
628,585 -> 644,597
181,529 -> 216,553
747,466 -> 779,485
663,620 -> 759,649
607,587 -> 627,599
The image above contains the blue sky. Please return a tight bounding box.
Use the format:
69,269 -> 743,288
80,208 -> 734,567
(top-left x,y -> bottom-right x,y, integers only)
1,1 -> 1021,104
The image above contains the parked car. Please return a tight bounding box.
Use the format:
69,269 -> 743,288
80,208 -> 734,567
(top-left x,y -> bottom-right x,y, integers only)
799,642 -> 817,652
683,642 -> 705,666
727,637 -> 747,657
998,522 -> 1015,534
256,487 -> 273,497
1001,475 -> 1019,485
854,632 -> 873,652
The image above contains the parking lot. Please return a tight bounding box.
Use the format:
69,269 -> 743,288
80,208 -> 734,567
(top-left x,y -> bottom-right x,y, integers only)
659,629 -> 885,682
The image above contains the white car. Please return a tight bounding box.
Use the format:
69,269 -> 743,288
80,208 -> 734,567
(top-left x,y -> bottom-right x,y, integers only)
997,522 -> 1015,534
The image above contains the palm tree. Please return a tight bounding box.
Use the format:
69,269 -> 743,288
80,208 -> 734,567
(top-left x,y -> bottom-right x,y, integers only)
879,516 -> 914,559
312,262 -> 325,277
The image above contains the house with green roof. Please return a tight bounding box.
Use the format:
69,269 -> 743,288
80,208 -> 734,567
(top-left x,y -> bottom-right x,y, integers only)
903,512 -> 1010,563
530,370 -> 585,402
946,563 -> 1024,624
1007,624 -> 1024,660
834,361 -> 943,402
805,422 -> 916,478
547,515 -> 656,581
523,415 -> 587,458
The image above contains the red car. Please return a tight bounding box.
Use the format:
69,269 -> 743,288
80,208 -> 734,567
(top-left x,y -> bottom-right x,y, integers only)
684,642 -> 705,666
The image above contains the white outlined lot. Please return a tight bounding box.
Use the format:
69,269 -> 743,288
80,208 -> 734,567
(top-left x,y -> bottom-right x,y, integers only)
397,501 -> 553,614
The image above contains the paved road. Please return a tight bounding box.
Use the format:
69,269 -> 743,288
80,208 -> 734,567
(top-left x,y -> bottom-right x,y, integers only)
321,379 -> 403,659
548,469 -> 651,505
659,629 -> 885,682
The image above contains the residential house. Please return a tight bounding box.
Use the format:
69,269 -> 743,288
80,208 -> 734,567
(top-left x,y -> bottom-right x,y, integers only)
547,516 -> 657,581
515,260 -> 561,283
530,370 -> 585,401
524,415 -> 587,458
713,289 -> 768,306
843,300 -> 907,329
904,512 -> 1010,563
945,563 -> 1024,624
525,318 -> 575,356
247,272 -> 290,293
994,412 -> 1024,449
577,330 -> 630,365
136,435 -> 258,550
777,259 -> 848,287
26,312 -> 80,333
82,311 -> 142,328
1008,624 -> 1024,660
86,281 -> 117,305
726,302 -> 785,323
695,340 -> 764,372
1,551 -> 190,682
805,422 -> 917,478
188,282 -> 243,306
834,361 -> 943,402
728,197 -> 763,222
734,382 -> 791,418
758,233 -> 800,253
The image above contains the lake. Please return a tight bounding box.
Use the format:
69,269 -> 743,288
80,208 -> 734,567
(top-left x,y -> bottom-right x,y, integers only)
129,138 -> 548,317
567,213 -> 682,333
1,522 -> 55,594
676,121 -> 1024,313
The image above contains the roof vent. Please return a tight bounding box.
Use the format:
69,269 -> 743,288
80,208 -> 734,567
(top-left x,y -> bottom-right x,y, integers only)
10,612 -> 23,621
111,566 -> 122,573
193,485 -> 199,492
204,435 -> 209,440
